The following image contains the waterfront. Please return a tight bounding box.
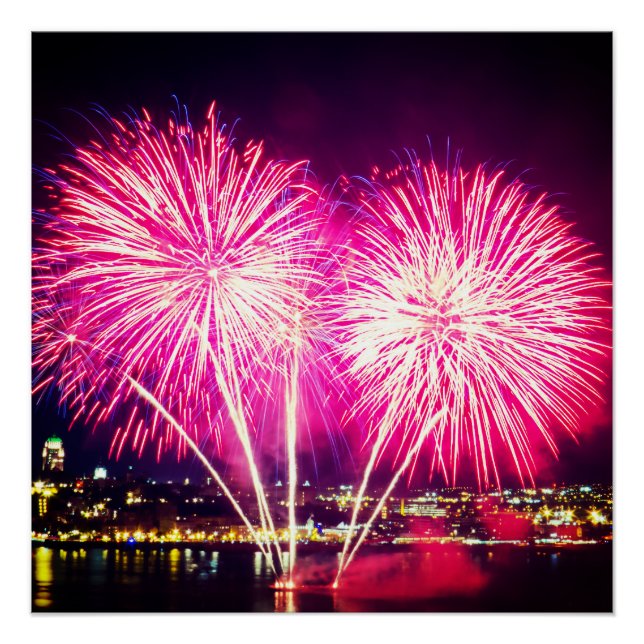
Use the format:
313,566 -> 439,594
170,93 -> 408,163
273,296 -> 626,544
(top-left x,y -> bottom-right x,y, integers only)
33,543 -> 612,612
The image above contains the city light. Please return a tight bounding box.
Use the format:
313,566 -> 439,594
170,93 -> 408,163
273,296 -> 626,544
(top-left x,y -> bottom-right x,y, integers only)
31,473 -> 611,549
589,510 -> 607,525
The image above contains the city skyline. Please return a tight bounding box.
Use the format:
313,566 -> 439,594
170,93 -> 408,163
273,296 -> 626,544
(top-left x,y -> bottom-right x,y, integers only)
32,460 -> 613,548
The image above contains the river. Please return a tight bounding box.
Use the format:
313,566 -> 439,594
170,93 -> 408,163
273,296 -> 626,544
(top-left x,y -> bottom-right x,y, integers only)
32,542 -> 612,612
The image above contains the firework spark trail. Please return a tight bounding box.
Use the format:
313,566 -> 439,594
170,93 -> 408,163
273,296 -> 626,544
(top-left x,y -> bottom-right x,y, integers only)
334,156 -> 609,581
258,215 -> 352,586
333,409 -> 391,583
285,342 -> 299,585
333,387 -> 417,583
127,376 -> 278,576
279,238 -> 333,585
334,338 -> 428,581
197,323 -> 284,569
32,275 -> 102,414
337,409 -> 446,583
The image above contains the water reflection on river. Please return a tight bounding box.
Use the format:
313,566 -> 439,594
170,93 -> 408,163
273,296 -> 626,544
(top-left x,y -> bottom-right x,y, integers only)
32,544 -> 611,612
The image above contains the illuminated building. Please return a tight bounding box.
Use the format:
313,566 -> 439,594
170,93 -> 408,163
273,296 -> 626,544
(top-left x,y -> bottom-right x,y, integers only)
404,502 -> 447,517
400,498 -> 447,517
42,436 -> 65,472
32,481 -> 57,517
94,466 -> 107,480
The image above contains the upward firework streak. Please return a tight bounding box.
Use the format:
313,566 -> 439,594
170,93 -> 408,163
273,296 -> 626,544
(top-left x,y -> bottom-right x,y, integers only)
334,157 -> 609,582
127,376 -> 278,575
266,236 -> 343,587
33,102 -> 321,582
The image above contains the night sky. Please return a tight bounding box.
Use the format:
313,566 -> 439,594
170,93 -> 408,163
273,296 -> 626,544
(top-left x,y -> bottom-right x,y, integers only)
31,32 -> 612,484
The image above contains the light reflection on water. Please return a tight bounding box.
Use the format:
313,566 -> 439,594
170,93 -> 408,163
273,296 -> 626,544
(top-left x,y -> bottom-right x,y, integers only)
87,548 -> 108,585
273,590 -> 295,612
32,546 -> 280,611
168,548 -> 181,582
133,549 -> 145,575
32,545 -> 611,612
253,551 -> 262,578
33,547 -> 53,608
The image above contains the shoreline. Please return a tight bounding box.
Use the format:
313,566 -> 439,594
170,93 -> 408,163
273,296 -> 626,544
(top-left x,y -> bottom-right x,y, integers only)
31,539 -> 611,553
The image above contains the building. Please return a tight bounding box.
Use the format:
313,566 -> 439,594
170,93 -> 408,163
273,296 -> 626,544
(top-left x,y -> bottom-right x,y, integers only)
42,436 -> 65,472
400,498 -> 447,517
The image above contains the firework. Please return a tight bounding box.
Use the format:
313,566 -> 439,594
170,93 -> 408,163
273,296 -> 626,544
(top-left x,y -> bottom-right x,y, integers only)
128,376 -> 278,575
32,102 -> 320,577
249,200 -> 354,585
32,270 -> 107,427
33,103 -> 610,588
334,156 -> 610,581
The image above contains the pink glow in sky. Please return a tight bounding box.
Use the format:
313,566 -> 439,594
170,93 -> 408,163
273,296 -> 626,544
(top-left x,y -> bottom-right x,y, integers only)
33,104 -> 611,490
336,158 -> 610,488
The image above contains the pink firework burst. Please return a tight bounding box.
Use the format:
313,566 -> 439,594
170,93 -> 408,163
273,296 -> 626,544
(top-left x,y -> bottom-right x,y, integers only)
338,156 -> 611,488
253,198 -> 357,466
33,102 -> 320,462
32,268 -> 108,428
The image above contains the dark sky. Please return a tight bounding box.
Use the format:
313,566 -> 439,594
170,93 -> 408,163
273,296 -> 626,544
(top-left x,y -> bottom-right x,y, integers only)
32,32 -> 612,485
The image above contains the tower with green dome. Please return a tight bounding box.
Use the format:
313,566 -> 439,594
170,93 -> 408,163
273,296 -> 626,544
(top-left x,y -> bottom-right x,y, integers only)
42,435 -> 65,472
